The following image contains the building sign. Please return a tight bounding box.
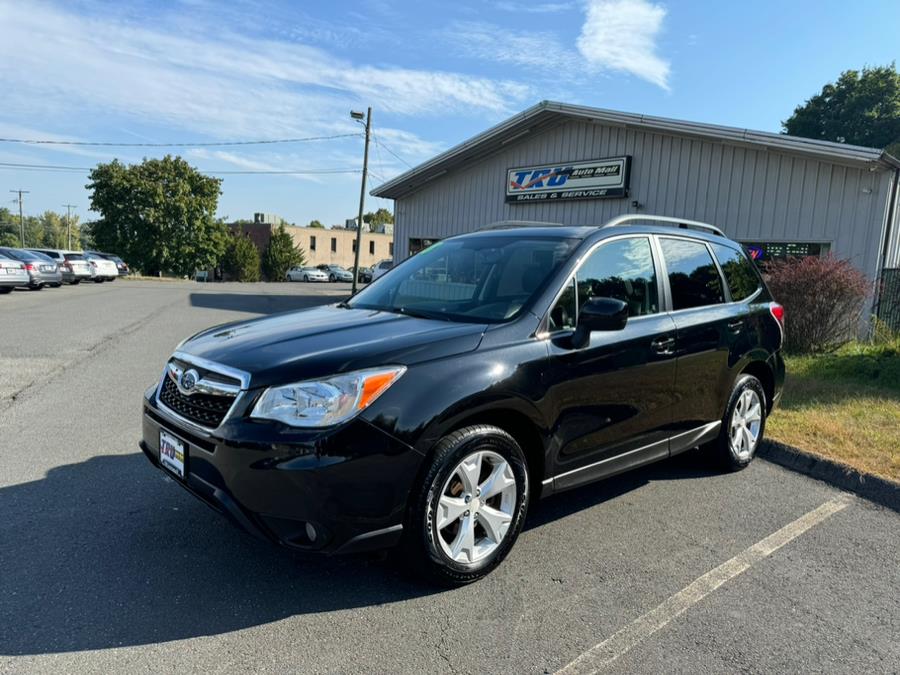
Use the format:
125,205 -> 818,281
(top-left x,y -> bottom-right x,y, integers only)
742,241 -> 830,261
506,156 -> 631,203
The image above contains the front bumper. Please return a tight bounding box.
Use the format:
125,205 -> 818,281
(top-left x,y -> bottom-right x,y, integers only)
140,387 -> 421,554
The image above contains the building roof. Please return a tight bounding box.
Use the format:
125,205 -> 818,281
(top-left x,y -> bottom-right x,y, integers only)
372,100 -> 900,200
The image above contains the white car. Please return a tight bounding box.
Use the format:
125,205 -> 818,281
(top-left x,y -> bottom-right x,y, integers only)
371,259 -> 393,281
84,252 -> 119,282
0,253 -> 28,294
287,266 -> 329,282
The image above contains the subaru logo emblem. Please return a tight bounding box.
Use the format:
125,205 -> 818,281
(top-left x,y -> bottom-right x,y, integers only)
181,369 -> 199,393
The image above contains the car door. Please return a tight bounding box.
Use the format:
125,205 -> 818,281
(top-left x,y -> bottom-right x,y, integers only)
544,235 -> 678,490
656,236 -> 749,444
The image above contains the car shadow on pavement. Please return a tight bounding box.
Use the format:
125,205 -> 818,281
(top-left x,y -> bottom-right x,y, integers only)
0,452 -> 432,656
525,449 -> 718,530
188,292 -> 345,315
0,449 -> 716,656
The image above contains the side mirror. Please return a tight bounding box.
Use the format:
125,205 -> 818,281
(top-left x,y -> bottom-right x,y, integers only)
571,297 -> 628,349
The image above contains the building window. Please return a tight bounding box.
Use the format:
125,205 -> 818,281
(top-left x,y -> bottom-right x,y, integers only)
352,240 -> 357,253
369,240 -> 375,255
331,237 -> 337,253
310,235 -> 316,251
409,238 -> 440,256
389,242 -> 394,256
741,241 -> 831,262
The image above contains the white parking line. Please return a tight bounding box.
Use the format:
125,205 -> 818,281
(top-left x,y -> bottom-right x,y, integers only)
557,493 -> 854,675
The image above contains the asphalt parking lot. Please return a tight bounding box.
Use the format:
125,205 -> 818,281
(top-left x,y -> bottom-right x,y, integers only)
1,280 -> 898,674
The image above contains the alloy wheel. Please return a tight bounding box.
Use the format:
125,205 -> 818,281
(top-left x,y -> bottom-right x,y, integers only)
730,388 -> 762,460
435,450 -> 517,564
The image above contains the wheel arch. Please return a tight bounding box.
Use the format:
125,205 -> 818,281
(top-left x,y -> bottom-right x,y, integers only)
443,408 -> 548,500
740,359 -> 775,413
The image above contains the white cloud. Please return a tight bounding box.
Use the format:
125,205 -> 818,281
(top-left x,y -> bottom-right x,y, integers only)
576,0 -> 671,90
0,1 -> 531,143
445,22 -> 579,72
493,1 -> 576,13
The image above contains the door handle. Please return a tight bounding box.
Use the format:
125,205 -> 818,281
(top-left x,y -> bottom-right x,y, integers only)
727,319 -> 744,333
651,336 -> 676,354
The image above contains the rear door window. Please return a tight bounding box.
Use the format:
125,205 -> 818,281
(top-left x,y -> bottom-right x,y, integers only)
710,243 -> 761,302
659,238 -> 725,310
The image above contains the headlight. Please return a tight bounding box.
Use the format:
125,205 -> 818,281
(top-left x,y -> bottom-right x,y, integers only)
250,366 -> 406,428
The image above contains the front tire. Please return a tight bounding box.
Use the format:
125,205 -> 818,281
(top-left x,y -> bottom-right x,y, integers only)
708,374 -> 767,471
303,275 -> 309,282
329,273 -> 336,282
405,425 -> 529,585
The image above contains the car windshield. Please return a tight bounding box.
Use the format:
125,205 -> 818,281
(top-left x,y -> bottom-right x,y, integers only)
348,235 -> 579,323
1,248 -> 40,261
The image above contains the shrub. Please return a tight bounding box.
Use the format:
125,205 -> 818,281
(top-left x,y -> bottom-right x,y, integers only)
222,234 -> 260,282
763,255 -> 869,353
262,224 -> 305,281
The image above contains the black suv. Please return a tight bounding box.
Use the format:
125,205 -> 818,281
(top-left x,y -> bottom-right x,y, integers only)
140,216 -> 785,584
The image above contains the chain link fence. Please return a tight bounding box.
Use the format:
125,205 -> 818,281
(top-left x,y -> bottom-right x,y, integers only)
877,268 -> 900,333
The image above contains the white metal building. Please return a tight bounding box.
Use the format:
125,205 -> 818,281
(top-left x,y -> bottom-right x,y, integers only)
372,101 -> 900,317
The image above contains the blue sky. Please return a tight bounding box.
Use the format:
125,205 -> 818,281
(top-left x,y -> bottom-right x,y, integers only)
1,0 -> 898,228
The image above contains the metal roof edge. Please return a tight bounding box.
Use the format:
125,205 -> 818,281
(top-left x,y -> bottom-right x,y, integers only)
371,100 -> 896,199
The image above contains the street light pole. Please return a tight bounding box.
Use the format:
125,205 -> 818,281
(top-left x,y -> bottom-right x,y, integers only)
62,204 -> 77,249
10,189 -> 29,247
351,107 -> 372,295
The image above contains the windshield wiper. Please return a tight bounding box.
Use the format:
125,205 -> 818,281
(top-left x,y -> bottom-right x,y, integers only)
392,306 -> 451,321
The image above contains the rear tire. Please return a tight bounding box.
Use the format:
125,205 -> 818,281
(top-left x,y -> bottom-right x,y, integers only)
94,279 -> 104,283
0,287 -> 12,294
28,284 -> 43,291
402,425 -> 530,585
707,374 -> 767,471
303,275 -> 309,282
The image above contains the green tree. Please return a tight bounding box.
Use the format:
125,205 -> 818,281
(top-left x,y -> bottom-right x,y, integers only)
308,219 -> 325,228
0,207 -> 19,247
784,63 -> 900,156
261,224 -> 306,281
363,208 -> 393,229
86,156 -> 226,276
223,234 -> 260,282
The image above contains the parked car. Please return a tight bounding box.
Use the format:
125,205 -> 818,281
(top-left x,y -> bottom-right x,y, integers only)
83,252 -> 119,282
92,251 -> 130,276
371,259 -> 393,281
357,266 -> 373,283
0,247 -> 61,289
287,266 -> 329,282
61,251 -> 95,283
316,264 -> 354,282
0,252 -> 29,294
29,249 -> 91,285
140,215 -> 785,584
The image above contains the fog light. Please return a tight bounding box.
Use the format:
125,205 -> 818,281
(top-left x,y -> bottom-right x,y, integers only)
305,522 -> 317,543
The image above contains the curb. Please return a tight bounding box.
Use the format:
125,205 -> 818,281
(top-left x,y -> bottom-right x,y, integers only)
758,441 -> 900,513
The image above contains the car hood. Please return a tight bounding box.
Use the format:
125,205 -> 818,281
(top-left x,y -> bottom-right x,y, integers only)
178,305 -> 488,389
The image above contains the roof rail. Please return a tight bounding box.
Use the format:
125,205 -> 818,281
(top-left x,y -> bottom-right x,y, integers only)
477,220 -> 564,231
601,214 -> 726,237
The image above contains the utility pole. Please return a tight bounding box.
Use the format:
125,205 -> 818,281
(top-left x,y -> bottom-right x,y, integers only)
62,204 -> 77,249
351,107 -> 372,295
10,189 -> 29,247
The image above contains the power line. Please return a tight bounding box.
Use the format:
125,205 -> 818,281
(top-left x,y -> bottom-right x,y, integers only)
373,135 -> 414,170
0,161 -> 361,175
0,132 -> 363,148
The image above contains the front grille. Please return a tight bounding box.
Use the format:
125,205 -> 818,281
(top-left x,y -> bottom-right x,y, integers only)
159,374 -> 236,428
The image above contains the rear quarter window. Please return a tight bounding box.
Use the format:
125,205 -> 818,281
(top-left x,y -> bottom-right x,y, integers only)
710,243 -> 761,302
659,237 -> 725,310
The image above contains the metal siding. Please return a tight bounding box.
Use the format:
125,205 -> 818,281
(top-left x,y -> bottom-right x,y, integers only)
393,120 -> 891,280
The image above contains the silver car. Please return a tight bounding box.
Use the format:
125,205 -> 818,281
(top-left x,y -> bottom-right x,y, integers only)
0,247 -> 61,289
287,266 -> 329,282
30,249 -> 93,285
0,253 -> 29,294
